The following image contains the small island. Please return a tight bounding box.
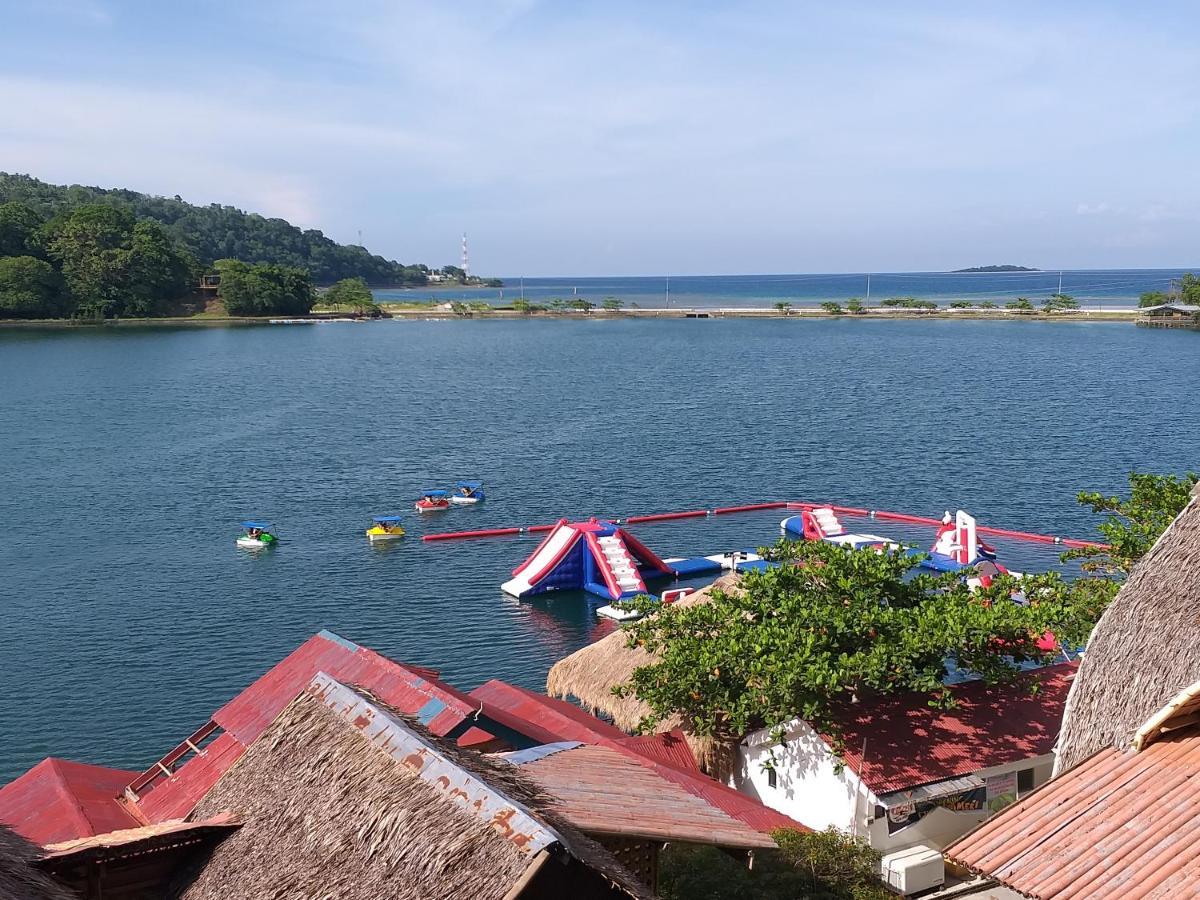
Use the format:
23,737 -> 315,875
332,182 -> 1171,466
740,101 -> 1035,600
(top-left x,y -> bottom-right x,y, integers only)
952,264 -> 1040,273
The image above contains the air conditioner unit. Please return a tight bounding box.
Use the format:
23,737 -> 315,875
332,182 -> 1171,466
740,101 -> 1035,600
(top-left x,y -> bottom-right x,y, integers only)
881,845 -> 945,895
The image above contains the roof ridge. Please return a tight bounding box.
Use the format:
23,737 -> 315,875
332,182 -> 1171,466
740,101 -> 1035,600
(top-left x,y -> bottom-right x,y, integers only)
43,758 -> 94,838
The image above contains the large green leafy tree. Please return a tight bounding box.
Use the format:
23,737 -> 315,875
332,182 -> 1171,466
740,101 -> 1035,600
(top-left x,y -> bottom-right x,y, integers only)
0,173 -> 432,286
46,204 -> 194,317
619,538 -> 1112,750
125,220 -> 196,316
1063,472 -> 1198,577
0,256 -> 70,318
47,204 -> 137,317
215,259 -> 314,316
322,276 -> 378,313
0,201 -> 46,258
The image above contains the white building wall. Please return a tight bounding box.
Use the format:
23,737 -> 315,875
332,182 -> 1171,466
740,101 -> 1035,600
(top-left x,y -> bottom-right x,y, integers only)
732,718 -> 872,835
733,717 -> 1056,854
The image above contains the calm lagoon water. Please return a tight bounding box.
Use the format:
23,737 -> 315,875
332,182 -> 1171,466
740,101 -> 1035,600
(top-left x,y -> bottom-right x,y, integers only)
1,318 -> 1197,782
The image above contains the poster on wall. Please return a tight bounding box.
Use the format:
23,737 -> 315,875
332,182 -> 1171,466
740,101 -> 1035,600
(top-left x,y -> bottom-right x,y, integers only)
880,787 -> 986,835
986,772 -> 1018,812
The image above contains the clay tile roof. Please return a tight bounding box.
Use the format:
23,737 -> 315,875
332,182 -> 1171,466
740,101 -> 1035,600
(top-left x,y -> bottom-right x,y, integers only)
946,722 -> 1200,899
836,663 -> 1077,795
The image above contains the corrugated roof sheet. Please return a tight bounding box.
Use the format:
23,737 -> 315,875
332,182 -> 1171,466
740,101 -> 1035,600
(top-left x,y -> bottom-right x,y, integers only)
518,743 -> 777,849
471,679 -> 805,834
134,630 -> 510,825
946,723 -> 1200,899
837,662 -> 1076,794
470,679 -> 630,744
0,759 -> 141,845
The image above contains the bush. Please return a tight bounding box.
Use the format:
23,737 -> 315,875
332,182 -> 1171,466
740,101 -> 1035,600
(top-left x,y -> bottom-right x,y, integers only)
1006,297 -> 1034,312
845,298 -> 864,314
950,300 -> 972,309
602,296 -> 623,310
658,829 -> 890,900
820,301 -> 843,314
978,300 -> 998,309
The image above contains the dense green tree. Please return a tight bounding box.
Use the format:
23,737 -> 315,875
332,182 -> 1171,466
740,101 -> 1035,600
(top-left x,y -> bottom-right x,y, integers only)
601,296 -> 623,310
1006,297 -> 1034,312
47,204 -> 137,317
978,300 -> 998,309
322,276 -> 378,313
568,298 -> 594,311
773,301 -> 793,314
1063,472 -> 1199,577
1139,290 -> 1170,308
1175,273 -> 1200,304
215,259 -> 314,316
1043,293 -> 1078,311
0,201 -> 45,258
125,220 -> 195,316
618,536 -> 1113,752
950,300 -> 972,309
845,298 -> 865,314
820,301 -> 842,314
0,173 -> 433,286
0,256 -> 70,318
45,204 -> 194,317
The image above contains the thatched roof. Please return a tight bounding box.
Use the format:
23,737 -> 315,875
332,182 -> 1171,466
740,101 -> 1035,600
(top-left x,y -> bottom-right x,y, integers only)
0,825 -> 74,900
174,675 -> 652,900
546,575 -> 742,777
1055,481 -> 1200,771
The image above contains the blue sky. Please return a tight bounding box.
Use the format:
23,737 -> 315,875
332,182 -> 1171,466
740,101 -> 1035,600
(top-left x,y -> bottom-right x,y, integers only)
2,1 -> 1198,275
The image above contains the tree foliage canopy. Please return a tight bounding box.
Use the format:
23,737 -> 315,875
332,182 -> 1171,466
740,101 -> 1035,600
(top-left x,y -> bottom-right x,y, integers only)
1063,471 -> 1199,577
659,828 -> 890,900
322,276 -> 378,313
0,172 -> 429,286
215,259 -> 314,316
0,256 -> 69,318
619,538 -> 1112,750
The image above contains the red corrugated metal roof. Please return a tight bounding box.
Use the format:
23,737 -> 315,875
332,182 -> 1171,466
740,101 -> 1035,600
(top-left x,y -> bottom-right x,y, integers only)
947,723 -> 1200,899
470,679 -> 629,744
0,759 -> 141,845
470,679 -> 805,834
521,744 -> 778,849
133,631 -> 509,825
614,732 -> 700,773
837,662 -> 1076,795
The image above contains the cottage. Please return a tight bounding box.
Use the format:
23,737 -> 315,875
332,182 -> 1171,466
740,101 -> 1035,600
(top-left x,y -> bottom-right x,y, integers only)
944,483 -> 1200,899
175,673 -> 650,900
1136,302 -> 1200,327
1,628 -> 802,897
732,663 -> 1075,853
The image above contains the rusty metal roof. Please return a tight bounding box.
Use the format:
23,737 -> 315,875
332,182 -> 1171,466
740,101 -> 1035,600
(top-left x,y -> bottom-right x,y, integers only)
837,662 -> 1076,794
132,630 -> 511,825
471,677 -> 804,833
470,679 -> 630,743
946,723 -> 1200,899
515,743 -> 777,849
0,759 -> 141,846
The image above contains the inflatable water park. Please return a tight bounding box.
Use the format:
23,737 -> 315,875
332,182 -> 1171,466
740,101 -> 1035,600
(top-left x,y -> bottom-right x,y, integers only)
236,490 -> 1101,623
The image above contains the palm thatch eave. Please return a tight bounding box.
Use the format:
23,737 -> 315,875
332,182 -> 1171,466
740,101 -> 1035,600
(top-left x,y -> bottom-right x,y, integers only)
545,575 -> 743,778
1055,481 -> 1200,772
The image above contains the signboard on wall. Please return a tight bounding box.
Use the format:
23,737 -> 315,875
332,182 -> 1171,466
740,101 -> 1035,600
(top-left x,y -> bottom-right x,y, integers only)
986,772 -> 1018,812
879,787 -> 986,835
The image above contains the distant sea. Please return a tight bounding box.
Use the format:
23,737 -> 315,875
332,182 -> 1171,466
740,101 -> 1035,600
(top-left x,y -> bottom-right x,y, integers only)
375,268 -> 1195,309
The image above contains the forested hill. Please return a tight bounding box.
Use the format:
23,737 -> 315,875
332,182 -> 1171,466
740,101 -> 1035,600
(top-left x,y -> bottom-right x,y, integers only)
0,173 -> 428,286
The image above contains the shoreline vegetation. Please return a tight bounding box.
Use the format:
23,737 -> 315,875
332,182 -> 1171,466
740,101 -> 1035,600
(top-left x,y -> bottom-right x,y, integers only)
0,303 -> 1149,328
